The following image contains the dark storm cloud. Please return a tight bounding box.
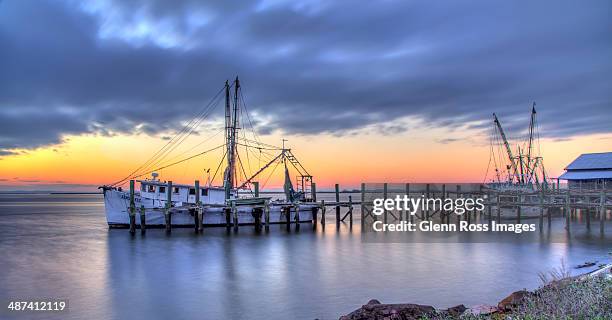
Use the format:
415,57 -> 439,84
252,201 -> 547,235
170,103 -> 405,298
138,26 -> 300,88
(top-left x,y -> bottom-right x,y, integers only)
0,0 -> 610,152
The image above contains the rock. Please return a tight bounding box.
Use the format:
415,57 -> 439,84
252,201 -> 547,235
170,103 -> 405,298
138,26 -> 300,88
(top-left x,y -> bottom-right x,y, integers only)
497,290 -> 532,311
465,304 -> 498,316
340,301 -> 436,320
444,304 -> 467,317
576,261 -> 597,269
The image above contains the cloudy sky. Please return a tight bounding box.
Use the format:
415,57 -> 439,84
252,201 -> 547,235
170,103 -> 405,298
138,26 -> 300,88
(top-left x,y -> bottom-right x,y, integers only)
0,0 -> 611,190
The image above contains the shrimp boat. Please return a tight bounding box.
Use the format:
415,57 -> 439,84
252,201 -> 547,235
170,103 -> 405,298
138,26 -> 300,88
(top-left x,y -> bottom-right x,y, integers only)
100,77 -> 316,228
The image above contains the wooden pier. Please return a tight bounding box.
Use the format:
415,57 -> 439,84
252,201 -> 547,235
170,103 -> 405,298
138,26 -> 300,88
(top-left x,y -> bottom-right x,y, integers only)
125,181 -> 611,235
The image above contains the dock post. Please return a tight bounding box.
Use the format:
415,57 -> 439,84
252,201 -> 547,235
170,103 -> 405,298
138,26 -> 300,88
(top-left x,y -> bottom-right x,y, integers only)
129,180 -> 136,234
311,182 -> 317,202
600,191 -> 606,234
253,181 -> 259,198
264,200 -> 270,232
311,206 -> 318,226
442,184 -> 447,224
425,183 -> 430,221
254,208 -> 262,231
321,200 -> 326,227
383,183 -> 388,224
294,204 -> 300,227
496,193 -> 501,223
456,185 -> 461,224
225,207 -> 231,229
586,205 -> 591,230
565,192 -> 570,232
139,205 -> 146,234
198,207 -> 203,233
516,205 -> 521,224
165,181 -> 172,233
487,192 -> 492,229
361,183 -> 366,230
539,189 -> 544,231
284,206 -> 290,230
335,184 -> 340,228
406,183 -> 412,224
232,201 -> 238,232
348,195 -> 353,228
194,180 -> 200,233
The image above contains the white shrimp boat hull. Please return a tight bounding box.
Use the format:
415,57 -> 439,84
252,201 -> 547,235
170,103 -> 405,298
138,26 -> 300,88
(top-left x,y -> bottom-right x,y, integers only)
103,189 -> 315,227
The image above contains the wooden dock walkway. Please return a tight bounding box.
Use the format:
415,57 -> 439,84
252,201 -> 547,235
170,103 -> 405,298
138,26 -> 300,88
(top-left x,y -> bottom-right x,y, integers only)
125,181 -> 611,235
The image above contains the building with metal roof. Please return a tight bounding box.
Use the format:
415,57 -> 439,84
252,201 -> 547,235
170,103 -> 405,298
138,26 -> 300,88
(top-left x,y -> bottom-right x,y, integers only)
559,152 -> 612,190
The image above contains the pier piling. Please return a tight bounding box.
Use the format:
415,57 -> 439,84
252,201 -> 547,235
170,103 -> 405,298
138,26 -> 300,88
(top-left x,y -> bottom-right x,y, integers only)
383,183 -> 388,224
139,205 -> 146,234
348,195 -> 353,228
539,190 -> 544,231
197,207 -> 203,233
264,201 -> 270,232
321,200 -> 326,227
232,202 -> 238,232
360,183 -> 366,230
565,192 -> 570,232
165,181 -> 172,233
335,184 -> 340,228
225,208 -> 231,229
194,180 -> 200,233
129,180 -> 136,235
601,191 -> 606,234
311,206 -> 318,227
284,206 -> 290,231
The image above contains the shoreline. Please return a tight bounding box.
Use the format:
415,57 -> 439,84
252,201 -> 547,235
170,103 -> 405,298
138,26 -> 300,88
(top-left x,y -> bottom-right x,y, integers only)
339,263 -> 612,319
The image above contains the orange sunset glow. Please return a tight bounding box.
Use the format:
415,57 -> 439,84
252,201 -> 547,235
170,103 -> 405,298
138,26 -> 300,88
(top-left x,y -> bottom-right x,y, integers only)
2,118 -> 611,191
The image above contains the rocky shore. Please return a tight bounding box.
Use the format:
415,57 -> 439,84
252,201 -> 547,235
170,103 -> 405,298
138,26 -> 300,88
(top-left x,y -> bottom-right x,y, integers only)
339,264 -> 612,320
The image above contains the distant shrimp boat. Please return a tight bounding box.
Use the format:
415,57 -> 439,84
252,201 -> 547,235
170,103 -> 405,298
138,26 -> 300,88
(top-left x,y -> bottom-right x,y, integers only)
100,77 -> 316,228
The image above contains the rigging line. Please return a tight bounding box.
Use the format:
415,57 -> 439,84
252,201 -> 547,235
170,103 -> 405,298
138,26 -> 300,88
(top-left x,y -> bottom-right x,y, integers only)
235,151 -> 250,190
238,105 -> 252,176
132,87 -> 226,176
491,126 -> 500,183
210,148 -> 228,186
242,129 -> 252,176
236,137 -> 281,149
261,159 -> 281,190
235,141 -> 281,151
112,86 -> 224,183
245,145 -> 271,163
239,88 -> 262,144
139,92 -> 224,175
130,144 -> 226,181
109,86 -> 225,186
162,127 -> 225,165
483,125 -> 493,183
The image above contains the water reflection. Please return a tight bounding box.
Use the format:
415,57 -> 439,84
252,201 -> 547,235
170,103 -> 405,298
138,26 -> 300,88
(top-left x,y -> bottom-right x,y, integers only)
0,194 -> 610,320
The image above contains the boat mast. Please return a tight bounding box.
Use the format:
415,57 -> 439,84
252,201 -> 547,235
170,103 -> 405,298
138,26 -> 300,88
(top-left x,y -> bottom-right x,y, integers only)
224,78 -> 240,200
526,103 -> 536,180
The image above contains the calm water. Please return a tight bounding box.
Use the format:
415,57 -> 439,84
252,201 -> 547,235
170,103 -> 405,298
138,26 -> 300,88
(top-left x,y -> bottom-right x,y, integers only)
0,194 -> 610,320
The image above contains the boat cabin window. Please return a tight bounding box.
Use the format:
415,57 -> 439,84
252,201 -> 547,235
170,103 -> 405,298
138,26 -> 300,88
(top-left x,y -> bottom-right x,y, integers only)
141,185 -> 146,192
189,188 -> 196,195
173,187 -> 180,194
148,185 -> 155,192
201,189 -> 208,196
159,186 -> 166,193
